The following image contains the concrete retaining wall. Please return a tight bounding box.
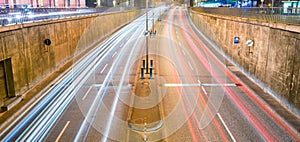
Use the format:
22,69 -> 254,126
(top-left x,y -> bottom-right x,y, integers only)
0,10 -> 141,99
189,10 -> 300,114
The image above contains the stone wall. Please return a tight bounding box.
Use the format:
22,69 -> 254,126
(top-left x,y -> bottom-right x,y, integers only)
0,10 -> 141,100
189,10 -> 300,114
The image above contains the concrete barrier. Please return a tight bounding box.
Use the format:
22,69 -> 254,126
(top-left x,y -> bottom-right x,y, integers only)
189,10 -> 300,115
0,10 -> 142,105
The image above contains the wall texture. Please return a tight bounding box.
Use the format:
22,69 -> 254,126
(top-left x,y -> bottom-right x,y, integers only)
189,10 -> 300,114
0,10 -> 141,104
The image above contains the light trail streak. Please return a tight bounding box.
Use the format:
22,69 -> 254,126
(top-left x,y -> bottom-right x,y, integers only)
178,8 -> 297,141
101,35 -> 139,142
75,7 -> 166,141
179,48 -> 230,141
165,9 -> 225,141
3,35 -> 118,141
164,7 -> 236,141
2,11 -> 140,141
189,17 -> 300,141
188,12 -> 299,140
168,49 -> 200,142
181,16 -> 270,141
0,26 -> 126,139
74,18 -> 145,141
167,9 -> 200,142
102,8 -> 164,141
28,21 -> 139,141
175,9 -> 234,141
18,31 -> 122,141
226,70 -> 300,140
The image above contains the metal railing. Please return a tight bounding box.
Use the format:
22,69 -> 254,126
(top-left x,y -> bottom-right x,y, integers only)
192,7 -> 300,25
0,7 -> 137,26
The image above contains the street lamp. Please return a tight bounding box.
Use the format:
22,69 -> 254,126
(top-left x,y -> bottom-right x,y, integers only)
145,0 -> 149,74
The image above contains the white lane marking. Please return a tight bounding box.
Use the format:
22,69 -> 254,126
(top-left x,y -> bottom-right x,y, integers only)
179,42 -> 182,47
201,86 -> 208,95
198,79 -> 236,141
120,43 -> 125,47
102,28 -> 141,142
164,83 -> 237,87
188,61 -> 194,71
217,113 -> 237,142
112,51 -> 118,58
182,50 -> 186,56
82,86 -> 93,100
197,80 -> 208,95
55,121 -> 70,142
93,84 -> 103,87
82,84 -> 104,100
201,84 -> 237,87
100,64 -> 108,74
198,80 -> 201,84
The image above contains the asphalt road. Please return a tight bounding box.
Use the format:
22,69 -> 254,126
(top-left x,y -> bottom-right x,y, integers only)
1,5 -> 299,142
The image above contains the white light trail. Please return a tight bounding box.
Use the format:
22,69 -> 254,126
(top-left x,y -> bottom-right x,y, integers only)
101,20 -> 144,142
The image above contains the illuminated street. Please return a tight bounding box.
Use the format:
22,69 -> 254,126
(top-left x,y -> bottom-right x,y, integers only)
0,4 -> 299,142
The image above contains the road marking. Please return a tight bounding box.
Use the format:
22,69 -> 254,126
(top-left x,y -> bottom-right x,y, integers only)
120,43 -> 125,47
82,86 -> 93,100
197,80 -> 201,84
164,83 -> 237,87
93,84 -> 103,87
112,51 -> 118,58
201,86 -> 208,95
217,113 -> 237,142
182,50 -> 186,56
100,64 -> 108,74
82,84 -> 105,100
188,61 -> 194,71
179,42 -> 182,47
198,79 -> 236,141
55,121 -> 70,142
201,83 -> 237,87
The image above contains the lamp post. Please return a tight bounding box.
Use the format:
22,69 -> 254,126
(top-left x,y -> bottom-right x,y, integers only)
145,0 -> 149,74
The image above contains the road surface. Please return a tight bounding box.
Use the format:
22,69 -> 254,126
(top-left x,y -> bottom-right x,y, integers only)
1,6 -> 299,142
